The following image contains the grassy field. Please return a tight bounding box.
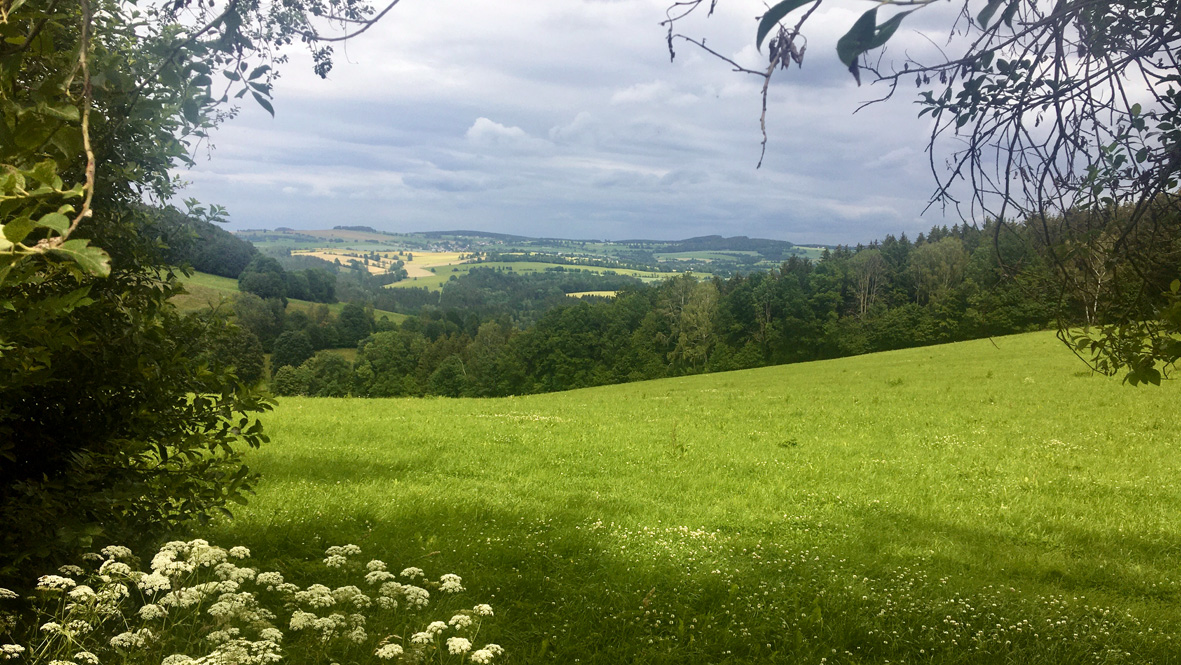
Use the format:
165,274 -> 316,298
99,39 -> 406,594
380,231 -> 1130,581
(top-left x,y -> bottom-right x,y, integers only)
173,271 -> 405,323
199,331 -> 1180,664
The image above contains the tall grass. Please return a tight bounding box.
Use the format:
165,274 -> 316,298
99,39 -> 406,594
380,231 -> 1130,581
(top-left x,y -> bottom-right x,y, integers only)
199,331 -> 1181,664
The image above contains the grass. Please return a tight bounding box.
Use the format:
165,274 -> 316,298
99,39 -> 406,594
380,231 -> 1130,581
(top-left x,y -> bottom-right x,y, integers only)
173,271 -> 405,323
199,331 -> 1181,664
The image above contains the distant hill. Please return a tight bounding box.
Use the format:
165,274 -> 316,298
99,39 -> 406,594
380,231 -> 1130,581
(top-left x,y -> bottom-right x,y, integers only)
661,235 -> 795,255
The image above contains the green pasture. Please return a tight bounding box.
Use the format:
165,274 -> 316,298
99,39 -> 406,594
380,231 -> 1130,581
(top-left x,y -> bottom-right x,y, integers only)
201,331 -> 1180,664
387,261 -> 681,291
174,271 -> 405,322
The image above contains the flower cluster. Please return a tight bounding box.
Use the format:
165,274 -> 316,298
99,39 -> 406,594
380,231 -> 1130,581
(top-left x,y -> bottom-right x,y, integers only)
0,541 -> 503,665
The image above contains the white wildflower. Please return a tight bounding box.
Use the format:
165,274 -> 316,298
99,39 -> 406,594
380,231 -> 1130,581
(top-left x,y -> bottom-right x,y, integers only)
410,632 -> 432,645
73,652 -> 98,665
58,565 -> 84,577
47,660 -> 75,665
485,644 -> 504,656
137,572 -> 171,594
68,586 -> 95,602
259,628 -> 283,643
365,570 -> 395,585
80,553 -> 103,562
347,627 -> 367,644
439,574 -> 464,593
161,655 -> 194,665
375,597 -> 398,610
100,546 -> 133,561
470,649 -> 495,664
288,609 -> 316,633
214,563 -> 256,583
473,604 -> 493,617
255,572 -> 284,590
449,614 -> 473,629
275,583 -> 298,595
426,621 -> 447,636
66,621 -> 92,634
138,604 -> 167,621
40,622 -> 62,633
228,546 -> 250,559
446,637 -> 472,655
205,628 -> 239,645
0,645 -> 23,660
323,555 -> 347,568
109,629 -> 152,650
294,584 -> 335,608
399,567 -> 424,580
366,560 -> 387,572
326,544 -> 362,556
97,561 -> 131,578
0,589 -> 16,600
402,586 -> 429,608
36,575 -> 76,591
374,644 -> 403,659
332,586 -> 371,609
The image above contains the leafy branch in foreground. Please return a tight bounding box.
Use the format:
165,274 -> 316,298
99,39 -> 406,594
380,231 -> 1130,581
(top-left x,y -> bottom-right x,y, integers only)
1,0 -> 401,583
665,0 -> 1181,381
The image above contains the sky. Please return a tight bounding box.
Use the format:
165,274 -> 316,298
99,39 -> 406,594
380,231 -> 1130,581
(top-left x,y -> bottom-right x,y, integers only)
180,0 -> 966,245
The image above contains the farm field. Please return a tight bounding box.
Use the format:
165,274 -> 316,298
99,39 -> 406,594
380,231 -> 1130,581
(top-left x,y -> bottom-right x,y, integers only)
200,331 -> 1181,664
173,271 -> 406,323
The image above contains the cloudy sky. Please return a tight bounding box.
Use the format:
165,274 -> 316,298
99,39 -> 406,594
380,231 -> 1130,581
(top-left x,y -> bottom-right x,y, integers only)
181,0 -> 965,245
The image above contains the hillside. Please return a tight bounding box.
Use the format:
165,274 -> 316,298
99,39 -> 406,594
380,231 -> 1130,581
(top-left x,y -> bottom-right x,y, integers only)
172,270 -> 405,322
200,331 -> 1181,664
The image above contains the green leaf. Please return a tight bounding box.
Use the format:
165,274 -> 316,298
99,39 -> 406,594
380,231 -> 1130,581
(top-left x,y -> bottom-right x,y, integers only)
50,239 -> 111,277
252,91 -> 274,117
836,8 -> 878,67
756,0 -> 815,51
865,9 -> 914,51
2,216 -> 35,244
1170,279 -> 1180,294
976,0 -> 1005,28
36,212 -> 70,235
247,65 -> 271,81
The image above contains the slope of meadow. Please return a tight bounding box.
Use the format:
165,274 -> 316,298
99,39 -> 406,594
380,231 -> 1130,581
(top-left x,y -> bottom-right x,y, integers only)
201,331 -> 1181,664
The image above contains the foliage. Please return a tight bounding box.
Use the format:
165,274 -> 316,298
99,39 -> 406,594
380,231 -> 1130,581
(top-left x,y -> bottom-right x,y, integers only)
0,0 -> 400,582
271,331 -> 315,372
0,540 -> 501,665
666,0 -> 1181,380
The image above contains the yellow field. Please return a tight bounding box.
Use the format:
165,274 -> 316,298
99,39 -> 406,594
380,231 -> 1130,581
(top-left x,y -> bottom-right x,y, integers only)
292,250 -> 404,275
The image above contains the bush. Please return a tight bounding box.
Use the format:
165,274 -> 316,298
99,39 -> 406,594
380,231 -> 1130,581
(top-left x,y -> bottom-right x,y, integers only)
271,331 -> 314,372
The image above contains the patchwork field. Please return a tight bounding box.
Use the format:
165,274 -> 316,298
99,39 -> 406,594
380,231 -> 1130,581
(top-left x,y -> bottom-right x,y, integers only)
200,331 -> 1181,664
387,261 -> 679,291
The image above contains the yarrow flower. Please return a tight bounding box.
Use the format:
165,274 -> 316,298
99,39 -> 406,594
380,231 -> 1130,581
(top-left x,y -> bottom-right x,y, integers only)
366,560 -> 387,572
0,589 -> 16,600
138,604 -> 167,621
374,644 -> 403,659
161,655 -> 195,665
57,565 -> 84,577
73,652 -> 98,665
137,572 -> 171,594
449,614 -> 473,629
473,604 -> 494,616
399,567 -> 424,580
259,628 -> 283,643
228,546 -> 250,559
439,574 -> 464,593
100,546 -> 133,561
426,621 -> 447,636
40,622 -> 62,633
68,586 -> 96,602
410,632 -> 432,645
35,576 -> 76,591
0,645 -> 23,660
109,629 -> 153,650
470,649 -> 495,664
446,637 -> 472,655
255,572 -> 284,591
97,561 -> 132,578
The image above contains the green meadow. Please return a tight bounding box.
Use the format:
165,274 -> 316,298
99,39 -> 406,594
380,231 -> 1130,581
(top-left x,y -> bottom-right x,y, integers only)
201,331 -> 1181,664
